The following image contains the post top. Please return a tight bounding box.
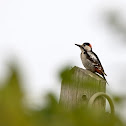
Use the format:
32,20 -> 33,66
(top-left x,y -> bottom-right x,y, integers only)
72,66 -> 106,82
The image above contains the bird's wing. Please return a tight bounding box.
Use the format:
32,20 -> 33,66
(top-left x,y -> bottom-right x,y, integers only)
86,51 -> 107,76
86,51 -> 100,65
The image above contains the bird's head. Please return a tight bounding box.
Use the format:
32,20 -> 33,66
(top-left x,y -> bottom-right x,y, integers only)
75,42 -> 92,52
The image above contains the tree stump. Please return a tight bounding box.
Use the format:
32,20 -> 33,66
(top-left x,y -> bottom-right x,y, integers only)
59,66 -> 106,111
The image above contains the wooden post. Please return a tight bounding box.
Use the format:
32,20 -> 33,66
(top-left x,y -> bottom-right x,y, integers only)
59,66 -> 106,111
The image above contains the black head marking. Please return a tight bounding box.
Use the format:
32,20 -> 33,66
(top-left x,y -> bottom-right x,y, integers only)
83,42 -> 90,46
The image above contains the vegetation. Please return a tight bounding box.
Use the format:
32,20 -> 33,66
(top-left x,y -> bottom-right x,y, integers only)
0,64 -> 125,126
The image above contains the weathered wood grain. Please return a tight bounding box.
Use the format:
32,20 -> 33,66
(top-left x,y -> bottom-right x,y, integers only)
59,66 -> 106,111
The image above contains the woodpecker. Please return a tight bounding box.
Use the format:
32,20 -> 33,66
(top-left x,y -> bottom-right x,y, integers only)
75,42 -> 107,81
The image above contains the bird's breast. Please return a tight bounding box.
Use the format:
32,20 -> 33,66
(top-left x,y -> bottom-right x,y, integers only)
80,53 -> 87,66
80,52 -> 95,72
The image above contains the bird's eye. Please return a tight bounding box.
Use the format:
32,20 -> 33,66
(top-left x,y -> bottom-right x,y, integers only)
83,43 -> 86,46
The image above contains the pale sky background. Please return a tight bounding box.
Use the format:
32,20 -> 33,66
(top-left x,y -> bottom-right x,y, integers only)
0,0 -> 126,116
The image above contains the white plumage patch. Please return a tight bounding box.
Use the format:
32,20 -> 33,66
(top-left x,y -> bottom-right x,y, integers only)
84,45 -> 91,52
87,52 -> 97,62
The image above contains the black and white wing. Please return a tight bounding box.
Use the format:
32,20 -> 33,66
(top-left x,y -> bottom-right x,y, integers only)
86,51 -> 107,76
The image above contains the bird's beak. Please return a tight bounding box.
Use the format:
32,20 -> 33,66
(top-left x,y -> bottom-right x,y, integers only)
75,44 -> 83,48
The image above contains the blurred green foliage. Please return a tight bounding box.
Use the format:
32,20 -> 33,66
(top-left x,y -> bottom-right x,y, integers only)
104,10 -> 126,42
0,65 -> 125,126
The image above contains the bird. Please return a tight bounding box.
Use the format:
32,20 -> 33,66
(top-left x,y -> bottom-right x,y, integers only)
75,42 -> 107,81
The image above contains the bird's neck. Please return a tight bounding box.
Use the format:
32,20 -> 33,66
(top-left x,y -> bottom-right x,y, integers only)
82,49 -> 92,54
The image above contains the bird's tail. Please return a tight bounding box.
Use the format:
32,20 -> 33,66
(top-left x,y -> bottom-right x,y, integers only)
103,72 -> 107,76
102,73 -> 109,85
